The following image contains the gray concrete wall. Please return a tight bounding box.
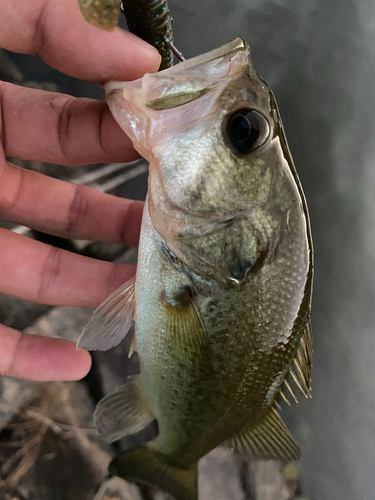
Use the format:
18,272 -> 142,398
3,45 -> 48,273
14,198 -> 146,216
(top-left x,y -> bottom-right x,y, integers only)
169,1 -> 375,499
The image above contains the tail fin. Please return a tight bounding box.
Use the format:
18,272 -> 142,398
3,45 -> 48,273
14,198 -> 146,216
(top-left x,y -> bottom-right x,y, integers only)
109,445 -> 198,500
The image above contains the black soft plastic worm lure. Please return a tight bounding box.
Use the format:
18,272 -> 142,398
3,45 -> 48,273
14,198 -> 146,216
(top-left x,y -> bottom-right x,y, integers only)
78,0 -> 174,70
122,0 -> 174,70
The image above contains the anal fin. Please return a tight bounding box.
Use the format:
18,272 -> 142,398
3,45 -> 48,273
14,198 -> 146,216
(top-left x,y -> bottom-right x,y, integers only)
226,408 -> 301,461
110,445 -> 198,500
94,375 -> 155,444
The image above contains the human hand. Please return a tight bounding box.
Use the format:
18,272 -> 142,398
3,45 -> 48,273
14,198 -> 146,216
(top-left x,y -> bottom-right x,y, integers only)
0,0 -> 161,381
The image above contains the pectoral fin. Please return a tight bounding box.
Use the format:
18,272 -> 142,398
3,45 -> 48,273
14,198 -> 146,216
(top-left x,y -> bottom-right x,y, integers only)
226,408 -> 301,461
77,276 -> 135,351
94,375 -> 155,444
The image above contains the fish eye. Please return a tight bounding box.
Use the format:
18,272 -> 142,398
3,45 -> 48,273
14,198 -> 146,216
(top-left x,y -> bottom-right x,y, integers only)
224,108 -> 270,154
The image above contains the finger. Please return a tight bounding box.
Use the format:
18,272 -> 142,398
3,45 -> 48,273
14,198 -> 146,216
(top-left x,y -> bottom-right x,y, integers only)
0,325 -> 91,381
0,229 -> 135,308
0,82 -> 141,165
0,162 -> 144,246
0,0 -> 161,82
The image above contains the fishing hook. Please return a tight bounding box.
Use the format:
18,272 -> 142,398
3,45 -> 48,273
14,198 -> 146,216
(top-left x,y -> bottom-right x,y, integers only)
162,36 -> 186,62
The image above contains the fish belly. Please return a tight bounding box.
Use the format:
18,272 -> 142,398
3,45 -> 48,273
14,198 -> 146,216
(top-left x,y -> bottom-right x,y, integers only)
135,204 -> 234,464
135,202 -> 310,466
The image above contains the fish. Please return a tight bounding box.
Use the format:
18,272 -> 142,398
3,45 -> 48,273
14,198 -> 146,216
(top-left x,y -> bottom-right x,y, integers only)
77,38 -> 313,500
78,0 -> 174,69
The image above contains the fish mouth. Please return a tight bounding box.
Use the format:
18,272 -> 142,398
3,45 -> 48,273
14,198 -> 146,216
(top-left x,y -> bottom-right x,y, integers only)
104,37 -> 249,96
103,37 -> 252,159
152,37 -> 249,75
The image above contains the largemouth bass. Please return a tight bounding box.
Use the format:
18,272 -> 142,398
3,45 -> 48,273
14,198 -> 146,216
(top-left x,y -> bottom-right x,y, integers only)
78,38 -> 313,500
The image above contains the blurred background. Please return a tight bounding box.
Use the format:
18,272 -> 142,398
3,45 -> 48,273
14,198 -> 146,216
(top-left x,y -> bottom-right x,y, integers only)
1,0 -> 375,499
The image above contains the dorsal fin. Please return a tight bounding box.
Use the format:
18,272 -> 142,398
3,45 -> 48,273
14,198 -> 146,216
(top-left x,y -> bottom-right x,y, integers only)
275,322 -> 313,406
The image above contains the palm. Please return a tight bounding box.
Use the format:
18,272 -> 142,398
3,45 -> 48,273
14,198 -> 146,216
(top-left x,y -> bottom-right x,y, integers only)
0,0 -> 160,381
